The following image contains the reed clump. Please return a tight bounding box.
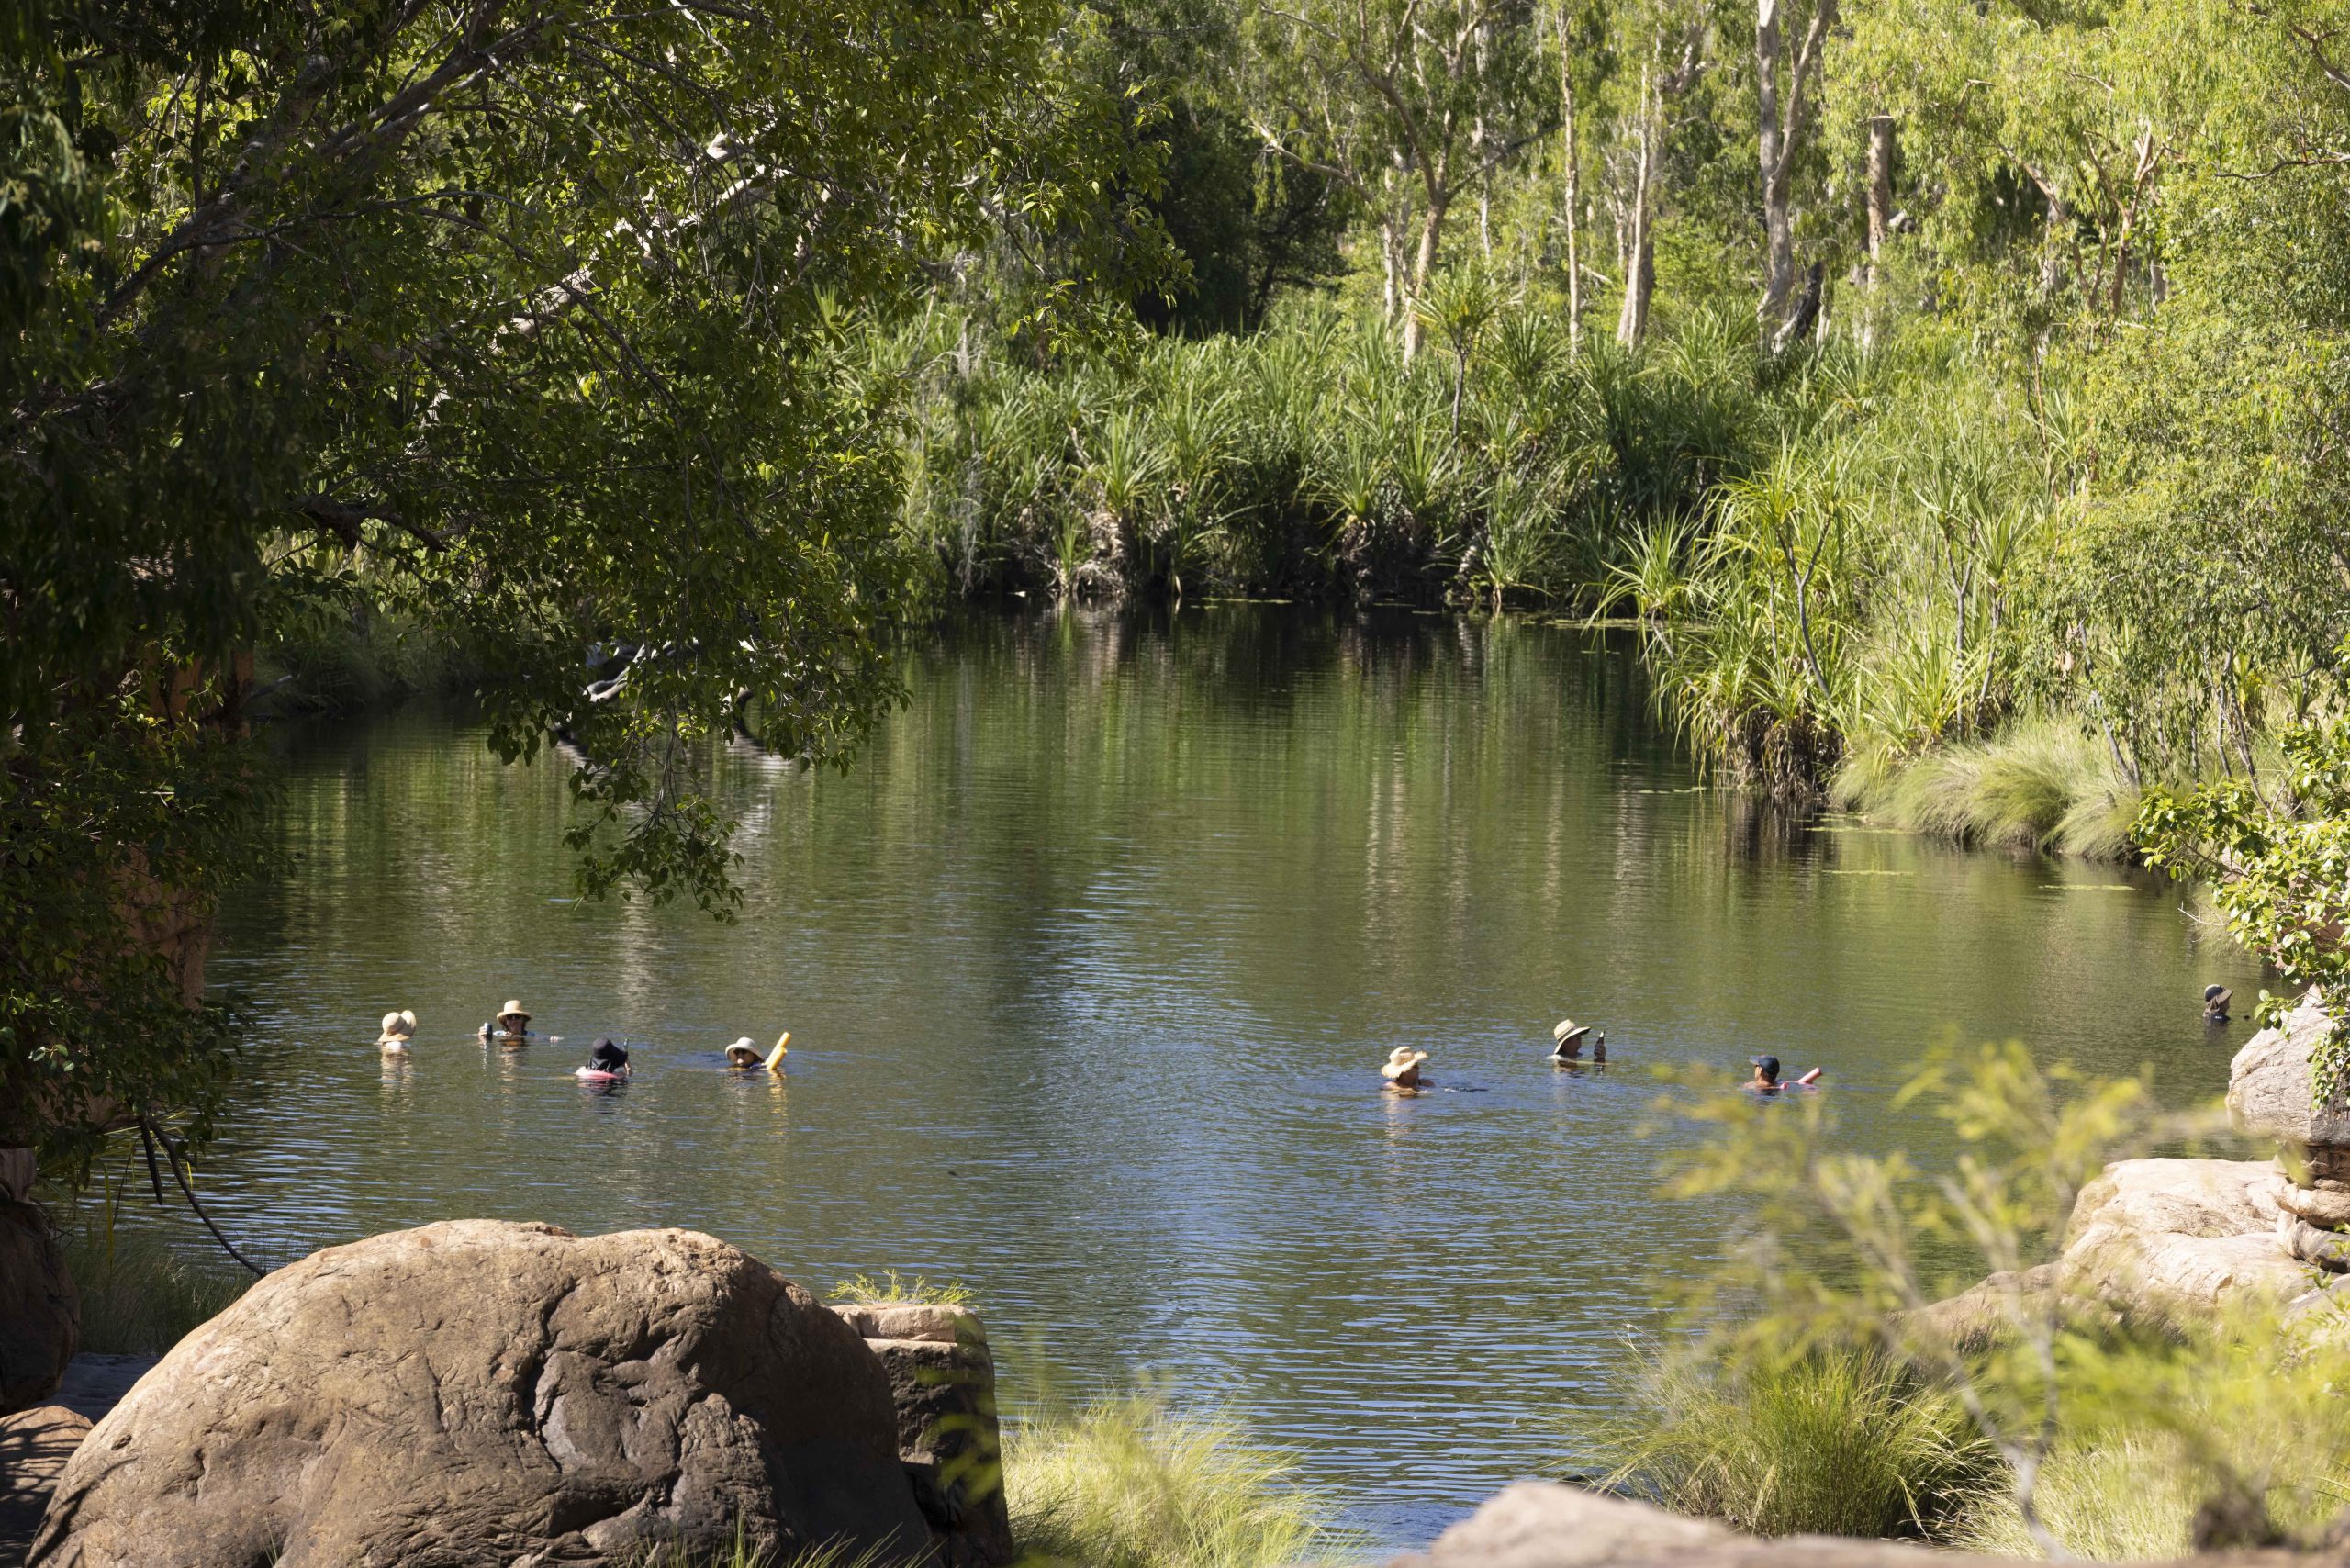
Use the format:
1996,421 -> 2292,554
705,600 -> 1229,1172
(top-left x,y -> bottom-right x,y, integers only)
1594,1343 -> 1995,1540
55,1221 -> 252,1355
1834,717 -> 2141,858
1002,1394 -> 1355,1568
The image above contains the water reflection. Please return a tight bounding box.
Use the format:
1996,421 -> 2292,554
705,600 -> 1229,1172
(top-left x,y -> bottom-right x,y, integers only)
185,606 -> 2258,1549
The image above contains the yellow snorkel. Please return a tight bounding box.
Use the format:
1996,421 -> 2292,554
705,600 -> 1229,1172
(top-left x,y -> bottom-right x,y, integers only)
765,1031 -> 789,1071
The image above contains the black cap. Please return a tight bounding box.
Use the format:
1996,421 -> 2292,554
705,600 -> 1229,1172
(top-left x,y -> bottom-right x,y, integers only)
593,1036 -> 615,1052
1751,1055 -> 1781,1078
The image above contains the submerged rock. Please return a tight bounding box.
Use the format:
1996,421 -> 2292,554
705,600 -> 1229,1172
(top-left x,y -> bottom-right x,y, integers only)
0,1201 -> 78,1416
31,1219 -> 931,1568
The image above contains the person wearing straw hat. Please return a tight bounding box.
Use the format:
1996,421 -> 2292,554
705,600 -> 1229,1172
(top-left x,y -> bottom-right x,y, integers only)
1550,1019 -> 1606,1064
376,1010 -> 417,1053
725,1032 -> 790,1071
479,1001 -> 534,1041
2204,984 -> 2233,1024
1382,1047 -> 1430,1089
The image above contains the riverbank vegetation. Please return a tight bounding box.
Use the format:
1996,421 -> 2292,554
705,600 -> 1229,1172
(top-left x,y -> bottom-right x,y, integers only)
1589,1042 -> 2350,1558
863,0 -> 2350,838
1002,1394 -> 1352,1568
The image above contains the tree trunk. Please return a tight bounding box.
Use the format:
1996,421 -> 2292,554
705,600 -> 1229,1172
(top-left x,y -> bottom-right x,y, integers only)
1617,66 -> 1655,350
1755,0 -> 1793,325
1404,195 -> 1449,361
1865,114 -> 1894,288
1561,18 -> 1583,355
1862,114 -> 1894,350
1380,216 -> 1402,325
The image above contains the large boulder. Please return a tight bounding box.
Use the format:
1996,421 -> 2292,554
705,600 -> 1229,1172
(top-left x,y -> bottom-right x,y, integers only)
2228,991 -> 2350,1150
2053,1159 -> 2311,1325
0,1201 -> 79,1415
31,1220 -> 933,1568
831,1303 -> 1013,1568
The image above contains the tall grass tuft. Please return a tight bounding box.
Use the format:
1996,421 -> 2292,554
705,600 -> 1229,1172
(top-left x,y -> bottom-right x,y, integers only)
631,1531 -> 911,1568
825,1271 -> 975,1306
1002,1394 -> 1354,1568
1595,1344 -> 1994,1540
1835,717 -> 2137,857
56,1221 -> 252,1354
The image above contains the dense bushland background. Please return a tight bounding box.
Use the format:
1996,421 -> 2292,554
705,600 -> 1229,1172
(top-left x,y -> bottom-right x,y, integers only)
870,0 -> 2350,828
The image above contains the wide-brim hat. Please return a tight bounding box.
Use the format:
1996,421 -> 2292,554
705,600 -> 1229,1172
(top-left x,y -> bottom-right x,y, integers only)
2205,985 -> 2232,1005
378,1009 -> 417,1043
499,1001 -> 532,1022
1382,1047 -> 1430,1081
725,1038 -> 761,1066
1552,1020 -> 1590,1048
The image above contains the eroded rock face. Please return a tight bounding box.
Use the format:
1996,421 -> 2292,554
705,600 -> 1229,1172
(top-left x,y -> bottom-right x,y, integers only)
31,1220 -> 931,1568
2054,1159 -> 2311,1325
0,1202 -> 78,1416
832,1303 -> 1013,1568
2228,991 -> 2350,1150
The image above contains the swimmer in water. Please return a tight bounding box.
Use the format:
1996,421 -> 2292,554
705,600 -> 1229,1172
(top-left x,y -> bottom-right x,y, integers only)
577,1036 -> 631,1081
724,1032 -> 789,1071
377,1010 -> 417,1054
1382,1047 -> 1430,1089
1550,1020 -> 1606,1063
479,1000 -> 533,1041
1750,1054 -> 1821,1092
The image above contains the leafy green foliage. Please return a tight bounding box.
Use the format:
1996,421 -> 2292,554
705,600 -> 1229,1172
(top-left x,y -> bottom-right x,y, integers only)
1,0 -> 1163,1170
1003,1394 -> 1355,1568
1596,1343 -> 1993,1539
2137,683 -> 2350,1101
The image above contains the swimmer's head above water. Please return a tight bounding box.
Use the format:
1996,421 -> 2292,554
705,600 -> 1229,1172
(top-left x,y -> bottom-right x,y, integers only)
1382,1047 -> 1430,1088
1750,1054 -> 1820,1090
725,1032 -> 789,1071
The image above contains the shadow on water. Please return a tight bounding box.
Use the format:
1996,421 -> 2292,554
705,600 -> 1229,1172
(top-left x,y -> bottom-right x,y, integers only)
173,604 -> 2257,1549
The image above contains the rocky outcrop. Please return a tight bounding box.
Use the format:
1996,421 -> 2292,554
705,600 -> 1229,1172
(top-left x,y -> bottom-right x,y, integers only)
1384,1481 -> 2328,1567
31,1219 -> 933,1568
0,1406 -> 89,1564
0,1201 -> 78,1415
2053,1159 -> 2309,1324
1387,1483 -> 1952,1565
2228,992 -> 2349,1150
832,1302 -> 1014,1568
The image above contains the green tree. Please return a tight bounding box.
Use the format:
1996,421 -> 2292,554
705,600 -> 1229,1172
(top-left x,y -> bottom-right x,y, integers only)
0,0 -> 1156,1173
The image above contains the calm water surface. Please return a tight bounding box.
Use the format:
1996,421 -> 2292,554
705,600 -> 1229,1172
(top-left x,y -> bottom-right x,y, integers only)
189,609 -> 2255,1547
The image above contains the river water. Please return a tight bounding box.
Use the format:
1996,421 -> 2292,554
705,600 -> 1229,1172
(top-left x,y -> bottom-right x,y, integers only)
188,608 -> 2255,1546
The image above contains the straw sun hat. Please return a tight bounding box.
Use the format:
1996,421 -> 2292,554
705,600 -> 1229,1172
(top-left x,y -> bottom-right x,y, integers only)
498,1000 -> 532,1024
725,1032 -> 791,1070
1381,1047 -> 1430,1081
1552,1018 -> 1591,1047
377,1010 -> 417,1046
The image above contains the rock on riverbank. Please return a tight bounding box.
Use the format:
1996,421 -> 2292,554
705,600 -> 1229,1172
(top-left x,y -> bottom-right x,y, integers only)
1387,1482 -> 2327,1566
30,1220 -> 934,1568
